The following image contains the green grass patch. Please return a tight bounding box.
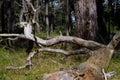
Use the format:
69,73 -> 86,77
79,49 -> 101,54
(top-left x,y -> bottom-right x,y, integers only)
0,47 -> 120,80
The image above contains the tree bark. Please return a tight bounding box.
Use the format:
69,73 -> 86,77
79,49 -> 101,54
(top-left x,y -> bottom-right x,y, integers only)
1,0 -> 15,47
45,0 -> 50,39
35,0 -> 41,33
42,32 -> 120,80
74,0 -> 98,40
65,0 -> 70,36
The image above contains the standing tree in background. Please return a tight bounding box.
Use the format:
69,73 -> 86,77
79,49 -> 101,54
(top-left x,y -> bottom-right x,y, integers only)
45,0 -> 50,39
65,0 -> 70,36
1,0 -> 15,33
34,0 -> 41,33
1,0 -> 15,47
0,1 -> 2,32
74,0 -> 98,41
49,1 -> 54,33
49,12 -> 54,33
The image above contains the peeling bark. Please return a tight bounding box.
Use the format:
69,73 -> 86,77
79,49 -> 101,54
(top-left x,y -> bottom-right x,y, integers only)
74,0 -> 98,40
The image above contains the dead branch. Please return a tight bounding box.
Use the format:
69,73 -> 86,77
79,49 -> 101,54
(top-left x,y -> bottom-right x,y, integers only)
0,20 -> 106,50
6,37 -> 19,41
6,47 -> 91,70
102,69 -> 116,80
42,31 -> 120,80
37,48 -> 91,56
0,33 -> 105,50
105,71 -> 116,79
15,1 -> 22,7
6,65 -> 28,70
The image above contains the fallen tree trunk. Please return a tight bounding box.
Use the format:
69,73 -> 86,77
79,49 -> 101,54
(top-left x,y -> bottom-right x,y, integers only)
1,21 -> 119,80
0,14 -> 119,80
42,32 -> 120,80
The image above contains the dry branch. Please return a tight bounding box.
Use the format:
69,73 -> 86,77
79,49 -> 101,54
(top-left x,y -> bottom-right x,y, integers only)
6,48 -> 91,70
0,33 -> 105,50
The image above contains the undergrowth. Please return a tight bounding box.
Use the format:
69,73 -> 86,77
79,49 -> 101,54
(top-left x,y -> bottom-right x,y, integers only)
0,46 -> 120,80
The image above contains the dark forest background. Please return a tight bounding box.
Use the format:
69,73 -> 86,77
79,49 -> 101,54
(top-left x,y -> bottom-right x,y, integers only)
0,0 -> 120,48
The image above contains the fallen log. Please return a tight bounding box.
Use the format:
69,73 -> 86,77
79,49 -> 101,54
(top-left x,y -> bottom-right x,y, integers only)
42,32 -> 120,80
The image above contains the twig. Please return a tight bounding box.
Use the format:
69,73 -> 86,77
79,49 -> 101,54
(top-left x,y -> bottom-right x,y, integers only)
15,1 -> 22,7
102,69 -> 116,80
102,69 -> 108,80
6,37 -> 19,40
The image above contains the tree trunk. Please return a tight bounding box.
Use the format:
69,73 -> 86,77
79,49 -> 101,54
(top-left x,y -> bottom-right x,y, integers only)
49,12 -> 54,33
42,32 -> 120,80
35,0 -> 41,33
1,0 -> 14,47
45,0 -> 50,39
42,48 -> 111,80
49,1 -> 54,33
74,0 -> 98,41
1,0 -> 14,33
65,0 -> 70,36
0,1 -> 2,32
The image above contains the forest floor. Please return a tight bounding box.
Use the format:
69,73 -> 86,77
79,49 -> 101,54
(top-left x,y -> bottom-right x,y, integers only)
0,46 -> 120,80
